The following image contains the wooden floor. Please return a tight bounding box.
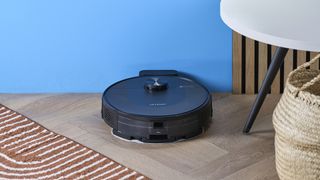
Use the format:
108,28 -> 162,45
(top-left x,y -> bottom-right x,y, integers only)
0,94 -> 281,180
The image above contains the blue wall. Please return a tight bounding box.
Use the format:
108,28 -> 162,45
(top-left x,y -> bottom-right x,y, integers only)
0,0 -> 231,93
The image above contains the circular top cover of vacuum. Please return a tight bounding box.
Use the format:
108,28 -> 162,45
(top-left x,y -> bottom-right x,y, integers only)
103,76 -> 209,117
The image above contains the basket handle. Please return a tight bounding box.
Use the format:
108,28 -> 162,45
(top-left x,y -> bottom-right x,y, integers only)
293,53 -> 320,94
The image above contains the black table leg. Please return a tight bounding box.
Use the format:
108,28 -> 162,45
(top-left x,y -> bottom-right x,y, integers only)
243,47 -> 288,134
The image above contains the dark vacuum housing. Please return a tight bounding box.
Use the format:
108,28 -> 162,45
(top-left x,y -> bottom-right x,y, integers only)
102,70 -> 212,143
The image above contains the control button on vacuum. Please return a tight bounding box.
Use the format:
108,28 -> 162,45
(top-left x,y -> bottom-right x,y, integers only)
144,78 -> 168,92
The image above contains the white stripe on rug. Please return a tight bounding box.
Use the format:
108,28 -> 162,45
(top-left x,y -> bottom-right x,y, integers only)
0,126 -> 40,144
0,146 -> 85,171
7,131 -> 51,150
136,176 -> 145,180
74,161 -> 115,180
22,137 -> 66,156
1,129 -> 48,150
0,112 -> 15,119
16,135 -> 60,154
0,150 -> 94,176
0,118 -> 28,131
0,110 -> 10,116
91,165 -> 122,180
38,141 -> 73,156
0,114 -> 21,125
0,144 -> 80,165
62,158 -> 108,179
0,122 -> 35,136
119,171 -> 137,180
37,153 -> 99,179
105,168 -> 128,179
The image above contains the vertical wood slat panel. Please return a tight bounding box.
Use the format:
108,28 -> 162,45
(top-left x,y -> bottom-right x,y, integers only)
245,38 -> 255,94
271,46 -> 281,94
232,31 -> 320,94
284,50 -> 293,85
258,43 -> 268,90
232,31 -> 243,94
297,51 -> 306,67
310,52 -> 319,69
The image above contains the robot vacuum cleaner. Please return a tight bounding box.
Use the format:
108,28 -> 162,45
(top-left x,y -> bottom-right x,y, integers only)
101,70 -> 212,143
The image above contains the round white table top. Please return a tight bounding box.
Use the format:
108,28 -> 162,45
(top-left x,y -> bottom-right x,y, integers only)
220,0 -> 320,52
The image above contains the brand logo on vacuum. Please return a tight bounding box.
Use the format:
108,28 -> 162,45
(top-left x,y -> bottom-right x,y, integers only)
149,103 -> 167,106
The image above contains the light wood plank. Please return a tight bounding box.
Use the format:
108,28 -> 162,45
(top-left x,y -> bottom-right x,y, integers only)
271,46 -> 280,94
258,43 -> 268,90
284,50 -> 293,85
222,155 -> 278,180
310,52 -> 320,70
245,38 -> 255,94
233,32 -> 243,94
297,51 -> 306,67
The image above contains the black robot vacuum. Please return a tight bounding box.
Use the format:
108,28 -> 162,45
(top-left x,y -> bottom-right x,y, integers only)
101,70 -> 212,143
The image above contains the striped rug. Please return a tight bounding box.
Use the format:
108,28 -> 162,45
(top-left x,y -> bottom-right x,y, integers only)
0,104 -> 149,180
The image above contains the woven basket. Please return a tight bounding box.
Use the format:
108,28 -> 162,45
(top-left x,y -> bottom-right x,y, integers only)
273,54 -> 320,180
